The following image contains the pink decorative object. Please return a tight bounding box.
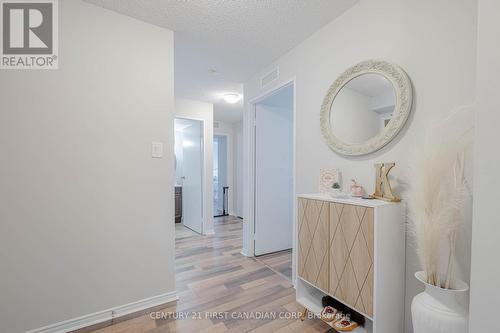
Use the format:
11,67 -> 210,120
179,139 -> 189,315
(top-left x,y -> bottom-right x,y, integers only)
350,179 -> 366,197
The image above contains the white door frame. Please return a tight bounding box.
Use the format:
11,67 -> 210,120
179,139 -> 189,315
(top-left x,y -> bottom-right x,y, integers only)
242,78 -> 297,278
174,115 -> 206,235
213,132 -> 234,216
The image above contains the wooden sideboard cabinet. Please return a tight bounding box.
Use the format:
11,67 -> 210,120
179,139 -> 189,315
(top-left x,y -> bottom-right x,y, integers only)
296,194 -> 405,333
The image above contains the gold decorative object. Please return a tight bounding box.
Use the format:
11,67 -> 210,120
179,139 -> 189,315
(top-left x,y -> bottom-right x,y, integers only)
373,163 -> 400,202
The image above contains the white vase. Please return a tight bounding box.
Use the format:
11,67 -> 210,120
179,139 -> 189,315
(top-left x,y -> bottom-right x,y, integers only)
412,271 -> 469,333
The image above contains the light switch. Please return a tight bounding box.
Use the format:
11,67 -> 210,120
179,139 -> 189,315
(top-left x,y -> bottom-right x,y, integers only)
151,142 -> 163,158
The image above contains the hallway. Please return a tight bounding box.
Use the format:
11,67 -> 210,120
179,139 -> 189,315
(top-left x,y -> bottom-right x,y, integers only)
87,216 -> 330,333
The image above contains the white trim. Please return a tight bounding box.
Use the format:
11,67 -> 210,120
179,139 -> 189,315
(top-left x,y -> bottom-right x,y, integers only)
25,291 -> 178,333
175,115 -> 214,235
243,78 -> 297,267
291,80 -> 297,287
213,130 -> 234,217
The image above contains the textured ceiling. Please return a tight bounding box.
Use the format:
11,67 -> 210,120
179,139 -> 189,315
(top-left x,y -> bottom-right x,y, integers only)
85,0 -> 358,122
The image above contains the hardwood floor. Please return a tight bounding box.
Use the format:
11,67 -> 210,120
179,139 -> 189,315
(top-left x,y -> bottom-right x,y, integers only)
255,250 -> 293,281
85,216 -> 330,333
175,223 -> 199,239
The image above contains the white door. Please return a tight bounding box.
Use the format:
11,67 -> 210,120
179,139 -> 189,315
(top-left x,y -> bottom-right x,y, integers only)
177,118 -> 203,234
254,99 -> 293,256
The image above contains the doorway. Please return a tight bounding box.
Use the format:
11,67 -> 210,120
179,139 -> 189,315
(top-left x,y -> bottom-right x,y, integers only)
253,83 -> 294,256
213,135 -> 229,217
174,117 -> 204,235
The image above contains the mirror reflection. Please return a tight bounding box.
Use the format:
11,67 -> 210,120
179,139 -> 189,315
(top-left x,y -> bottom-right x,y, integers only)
330,74 -> 395,144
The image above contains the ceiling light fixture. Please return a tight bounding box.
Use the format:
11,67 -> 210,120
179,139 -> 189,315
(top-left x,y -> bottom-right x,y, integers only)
223,93 -> 242,104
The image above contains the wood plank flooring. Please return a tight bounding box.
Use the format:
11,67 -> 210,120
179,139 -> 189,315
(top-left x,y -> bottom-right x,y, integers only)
84,216 -> 331,333
175,223 -> 199,239
255,250 -> 292,281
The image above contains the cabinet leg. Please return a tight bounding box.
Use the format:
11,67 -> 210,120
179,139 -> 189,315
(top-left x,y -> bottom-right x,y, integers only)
299,308 -> 308,321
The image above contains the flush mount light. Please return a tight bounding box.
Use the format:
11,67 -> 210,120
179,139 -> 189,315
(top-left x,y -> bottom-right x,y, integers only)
223,93 -> 242,104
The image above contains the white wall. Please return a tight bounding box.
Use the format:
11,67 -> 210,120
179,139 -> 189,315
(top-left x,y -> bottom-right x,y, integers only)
371,89 -> 395,111
0,1 -> 175,332
331,87 -> 381,143
175,99 -> 214,234
234,121 -> 244,218
469,0 -> 500,330
244,0 -> 477,331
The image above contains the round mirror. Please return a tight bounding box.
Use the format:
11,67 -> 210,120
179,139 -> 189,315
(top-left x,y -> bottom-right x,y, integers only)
320,60 -> 413,156
330,74 -> 395,144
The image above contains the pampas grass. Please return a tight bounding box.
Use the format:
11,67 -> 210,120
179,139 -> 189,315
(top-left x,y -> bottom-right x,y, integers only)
407,107 -> 473,288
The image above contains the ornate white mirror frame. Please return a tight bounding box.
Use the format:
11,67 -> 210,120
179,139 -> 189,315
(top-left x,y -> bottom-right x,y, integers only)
320,60 -> 413,156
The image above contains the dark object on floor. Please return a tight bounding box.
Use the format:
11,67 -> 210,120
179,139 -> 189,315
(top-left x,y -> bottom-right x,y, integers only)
321,296 -> 365,327
175,186 -> 182,223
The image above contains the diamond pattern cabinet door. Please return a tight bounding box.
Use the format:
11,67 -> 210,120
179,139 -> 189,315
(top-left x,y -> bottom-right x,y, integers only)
329,203 -> 374,316
341,204 -> 362,251
357,207 -> 374,316
336,258 -> 359,306
297,198 -> 307,275
350,214 -> 372,291
361,207 -> 374,261
358,264 -> 373,317
329,203 -> 348,295
297,199 -> 329,292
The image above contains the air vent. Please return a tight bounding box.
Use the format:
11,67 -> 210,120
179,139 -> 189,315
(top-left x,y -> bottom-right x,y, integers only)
213,121 -> 220,129
261,67 -> 279,88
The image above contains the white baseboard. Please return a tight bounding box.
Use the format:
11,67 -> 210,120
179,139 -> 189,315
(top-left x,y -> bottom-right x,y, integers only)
25,291 -> 178,333
241,248 -> 252,257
